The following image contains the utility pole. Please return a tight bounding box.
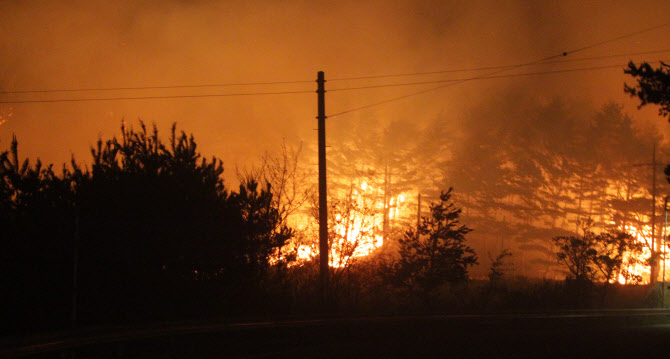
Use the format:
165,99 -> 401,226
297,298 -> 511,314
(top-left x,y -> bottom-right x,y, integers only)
634,142 -> 661,284
416,192 -> 421,239
383,160 -> 390,241
316,71 -> 328,306
652,142 -> 657,257
663,196 -> 669,308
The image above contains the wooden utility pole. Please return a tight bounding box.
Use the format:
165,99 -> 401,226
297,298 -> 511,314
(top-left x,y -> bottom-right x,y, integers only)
383,160 -> 390,241
416,192 -> 421,239
634,142 -> 661,284
317,71 -> 328,305
663,196 -> 669,308
652,142 -> 657,252
651,142 -> 661,285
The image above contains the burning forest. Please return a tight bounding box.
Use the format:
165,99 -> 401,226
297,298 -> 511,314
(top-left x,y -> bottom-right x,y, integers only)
3,0 -> 670,344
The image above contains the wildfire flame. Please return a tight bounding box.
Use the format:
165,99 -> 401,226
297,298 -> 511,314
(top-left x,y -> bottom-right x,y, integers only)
615,224 -> 669,285
277,180 -> 411,268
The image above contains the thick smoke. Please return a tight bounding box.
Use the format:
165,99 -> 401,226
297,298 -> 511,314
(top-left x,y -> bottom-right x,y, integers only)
2,0 -> 670,278
1,0 -> 669,167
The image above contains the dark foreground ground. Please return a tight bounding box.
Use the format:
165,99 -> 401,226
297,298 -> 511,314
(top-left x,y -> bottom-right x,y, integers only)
3,310 -> 670,358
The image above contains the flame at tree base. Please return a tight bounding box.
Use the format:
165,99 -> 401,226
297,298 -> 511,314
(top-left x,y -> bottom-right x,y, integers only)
615,224 -> 669,285
274,180 -> 409,268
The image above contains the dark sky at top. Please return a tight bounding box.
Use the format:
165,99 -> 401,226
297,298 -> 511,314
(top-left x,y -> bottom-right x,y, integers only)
2,0 -> 670,181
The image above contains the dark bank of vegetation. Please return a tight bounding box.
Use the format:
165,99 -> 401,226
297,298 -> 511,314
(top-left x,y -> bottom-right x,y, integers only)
2,61 -> 670,336
1,123 -> 295,334
0,121 -> 662,338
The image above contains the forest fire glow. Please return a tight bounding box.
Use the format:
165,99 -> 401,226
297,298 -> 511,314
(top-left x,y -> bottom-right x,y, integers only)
328,180 -> 410,267
617,225 -> 651,284
280,180 -> 411,268
614,224 -> 670,285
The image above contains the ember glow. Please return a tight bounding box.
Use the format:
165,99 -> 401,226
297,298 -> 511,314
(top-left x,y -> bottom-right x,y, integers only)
279,180 -> 412,268
617,224 -> 670,284
618,225 -> 651,284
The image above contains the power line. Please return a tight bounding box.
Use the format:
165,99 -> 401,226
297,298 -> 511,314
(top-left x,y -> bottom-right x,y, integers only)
328,62 -> 668,92
327,20 -> 670,118
0,90 -> 313,104
4,60 -> 667,105
328,49 -> 670,82
4,62 -> 662,105
329,64 -> 625,92
564,20 -> 670,55
3,21 -> 669,107
327,57 -> 567,117
2,49 -> 668,97
0,79 -> 313,95
544,49 -> 670,64
4,47 -> 667,97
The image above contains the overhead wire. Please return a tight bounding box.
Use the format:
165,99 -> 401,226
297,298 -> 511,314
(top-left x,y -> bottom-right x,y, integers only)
328,62 -> 670,92
0,79 -> 314,95
2,60 -> 665,105
0,90 -> 314,104
2,21 -> 670,106
327,54 -> 571,118
2,49 -> 668,97
328,49 -> 670,82
562,20 -> 670,56
326,20 -> 670,118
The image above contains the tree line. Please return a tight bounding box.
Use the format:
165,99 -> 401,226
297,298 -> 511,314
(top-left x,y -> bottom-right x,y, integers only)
1,122 -> 296,333
1,121 -> 479,335
3,60 -> 670,334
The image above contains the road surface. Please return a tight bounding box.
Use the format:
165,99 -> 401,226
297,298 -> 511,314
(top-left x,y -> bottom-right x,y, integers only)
2,310 -> 670,358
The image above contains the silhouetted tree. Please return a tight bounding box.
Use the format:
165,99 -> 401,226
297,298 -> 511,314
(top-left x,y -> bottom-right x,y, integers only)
327,184 -> 382,272
2,121 -> 296,328
625,61 -> 670,119
327,117 -> 429,244
70,122 -> 235,320
228,179 -> 293,280
488,249 -> 513,286
393,188 -> 477,295
440,94 -> 665,280
0,136 -> 75,333
624,61 -> 670,282
553,231 -> 598,282
553,220 -> 643,284
238,140 -> 314,266
592,231 -> 643,284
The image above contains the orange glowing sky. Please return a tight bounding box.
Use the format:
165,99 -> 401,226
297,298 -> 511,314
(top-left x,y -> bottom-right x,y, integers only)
1,0 -> 670,180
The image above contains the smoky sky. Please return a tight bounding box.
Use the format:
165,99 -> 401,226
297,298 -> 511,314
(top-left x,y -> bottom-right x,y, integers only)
2,0 -> 670,179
